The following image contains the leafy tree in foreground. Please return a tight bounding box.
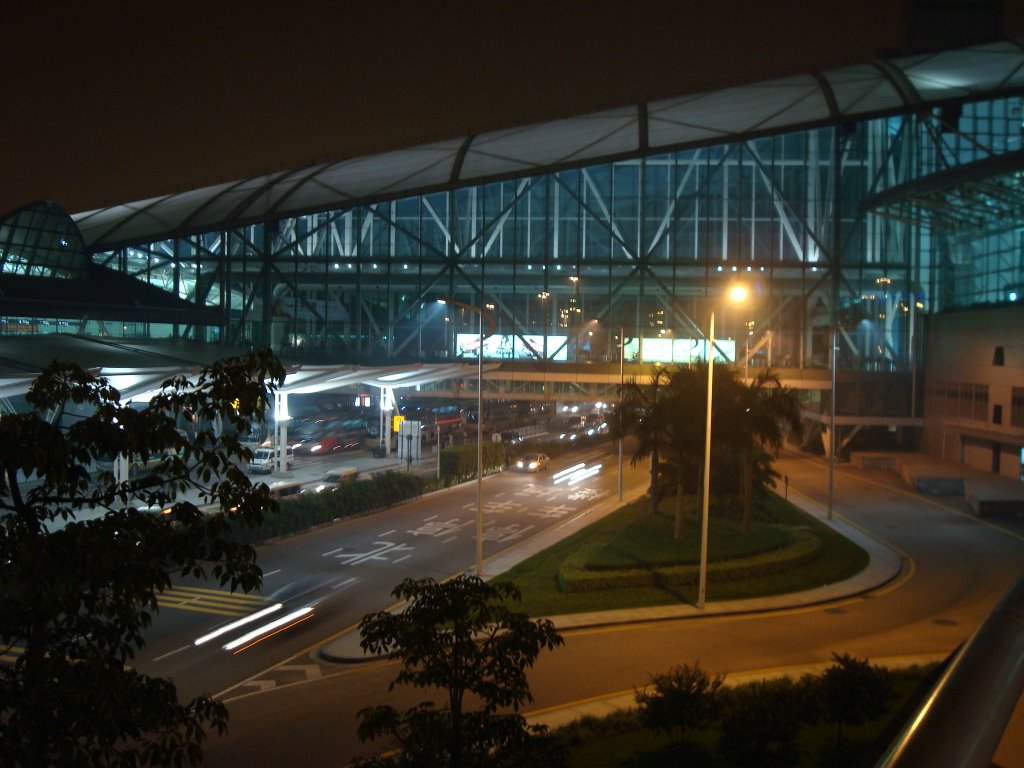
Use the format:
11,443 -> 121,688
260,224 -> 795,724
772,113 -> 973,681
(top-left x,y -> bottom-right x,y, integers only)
634,661 -> 724,743
818,652 -> 895,746
0,350 -> 285,767
718,676 -> 818,768
357,575 -> 565,768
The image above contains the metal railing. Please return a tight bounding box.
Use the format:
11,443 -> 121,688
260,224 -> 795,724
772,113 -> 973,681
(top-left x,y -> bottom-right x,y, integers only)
877,571 -> 1024,767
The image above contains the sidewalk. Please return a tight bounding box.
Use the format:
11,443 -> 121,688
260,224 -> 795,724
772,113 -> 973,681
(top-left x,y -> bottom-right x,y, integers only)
318,471 -> 906,665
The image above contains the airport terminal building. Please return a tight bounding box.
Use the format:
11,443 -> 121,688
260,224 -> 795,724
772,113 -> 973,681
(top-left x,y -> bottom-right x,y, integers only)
2,38 -> 1023,479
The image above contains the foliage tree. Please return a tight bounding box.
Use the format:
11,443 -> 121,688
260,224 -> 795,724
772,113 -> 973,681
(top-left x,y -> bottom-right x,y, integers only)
717,369 -> 803,532
616,366 -> 672,517
357,575 -> 565,768
616,364 -> 801,537
634,661 -> 724,742
817,652 -> 894,745
718,676 -> 817,768
658,366 -> 709,538
0,350 -> 285,767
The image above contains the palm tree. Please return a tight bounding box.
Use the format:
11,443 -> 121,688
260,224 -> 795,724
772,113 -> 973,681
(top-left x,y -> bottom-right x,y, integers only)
660,365 -> 708,538
616,366 -> 672,516
719,369 -> 803,532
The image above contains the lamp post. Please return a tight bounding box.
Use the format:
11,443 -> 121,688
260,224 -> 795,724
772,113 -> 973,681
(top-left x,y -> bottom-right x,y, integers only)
618,325 -> 625,502
698,285 -> 748,610
439,298 -> 494,579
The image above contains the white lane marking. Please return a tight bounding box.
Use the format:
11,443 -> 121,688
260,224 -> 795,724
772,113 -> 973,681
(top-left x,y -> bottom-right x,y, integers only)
153,644 -> 192,662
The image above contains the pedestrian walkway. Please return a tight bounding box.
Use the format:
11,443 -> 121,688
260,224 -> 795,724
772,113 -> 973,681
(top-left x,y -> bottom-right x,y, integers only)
849,450 -> 1024,516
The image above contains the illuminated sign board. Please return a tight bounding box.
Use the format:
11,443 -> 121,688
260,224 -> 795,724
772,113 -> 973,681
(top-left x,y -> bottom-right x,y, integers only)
456,333 -> 568,361
455,333 -> 734,364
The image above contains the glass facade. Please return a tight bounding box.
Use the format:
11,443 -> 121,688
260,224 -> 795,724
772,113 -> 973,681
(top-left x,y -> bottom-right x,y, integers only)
4,96 -> 1023,378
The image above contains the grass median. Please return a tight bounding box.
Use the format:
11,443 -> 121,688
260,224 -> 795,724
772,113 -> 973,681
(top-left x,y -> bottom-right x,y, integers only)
494,492 -> 869,617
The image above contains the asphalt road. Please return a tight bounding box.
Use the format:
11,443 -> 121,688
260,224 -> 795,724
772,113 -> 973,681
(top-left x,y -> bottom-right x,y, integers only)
133,440 -> 639,703
194,449 -> 1024,767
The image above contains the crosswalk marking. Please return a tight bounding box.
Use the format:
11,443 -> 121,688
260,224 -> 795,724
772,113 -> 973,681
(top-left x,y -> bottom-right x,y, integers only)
156,585 -> 267,617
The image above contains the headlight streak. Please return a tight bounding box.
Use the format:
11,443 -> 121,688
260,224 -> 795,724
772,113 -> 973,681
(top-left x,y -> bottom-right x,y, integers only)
193,603 -> 284,646
552,462 -> 603,485
221,606 -> 315,652
552,463 -> 586,483
567,464 -> 602,485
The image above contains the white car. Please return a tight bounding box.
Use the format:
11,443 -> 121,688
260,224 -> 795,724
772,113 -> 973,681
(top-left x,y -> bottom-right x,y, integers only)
248,447 -> 294,474
514,453 -> 550,472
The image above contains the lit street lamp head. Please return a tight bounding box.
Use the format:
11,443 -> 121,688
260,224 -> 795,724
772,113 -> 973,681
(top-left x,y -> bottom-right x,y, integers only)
728,284 -> 749,304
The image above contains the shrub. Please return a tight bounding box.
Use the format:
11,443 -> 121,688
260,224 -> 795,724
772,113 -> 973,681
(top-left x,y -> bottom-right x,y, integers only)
229,471 -> 431,543
718,676 -> 817,767
439,442 -> 505,484
557,529 -> 822,593
634,662 -> 724,741
816,652 -> 895,745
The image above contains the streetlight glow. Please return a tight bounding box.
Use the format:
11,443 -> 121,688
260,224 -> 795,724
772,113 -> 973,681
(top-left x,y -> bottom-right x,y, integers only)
728,284 -> 749,303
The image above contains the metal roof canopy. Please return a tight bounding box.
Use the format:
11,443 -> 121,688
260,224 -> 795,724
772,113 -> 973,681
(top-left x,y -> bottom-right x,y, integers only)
71,39 -> 1024,251
861,147 -> 1024,235
0,347 -> 500,406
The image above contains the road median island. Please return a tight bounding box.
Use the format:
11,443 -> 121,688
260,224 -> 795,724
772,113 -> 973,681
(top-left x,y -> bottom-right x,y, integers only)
495,494 -> 869,616
558,528 -> 823,593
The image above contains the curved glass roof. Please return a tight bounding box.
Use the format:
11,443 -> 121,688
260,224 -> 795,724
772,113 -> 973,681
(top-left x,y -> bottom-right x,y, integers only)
2,200 -> 89,276
73,38 -> 1024,251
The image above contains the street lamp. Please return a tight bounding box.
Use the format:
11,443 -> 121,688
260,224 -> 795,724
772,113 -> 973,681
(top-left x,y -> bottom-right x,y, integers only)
698,284 -> 748,610
438,298 -> 494,578
618,325 -> 625,501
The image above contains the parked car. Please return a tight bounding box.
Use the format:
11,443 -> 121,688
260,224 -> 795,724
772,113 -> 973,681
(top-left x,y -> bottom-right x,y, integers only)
248,447 -> 294,473
514,452 -> 550,472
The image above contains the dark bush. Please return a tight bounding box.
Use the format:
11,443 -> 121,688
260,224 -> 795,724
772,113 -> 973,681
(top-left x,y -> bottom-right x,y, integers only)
816,652 -> 895,745
229,472 -> 435,543
439,442 -> 505,484
634,661 -> 724,741
718,676 -> 817,767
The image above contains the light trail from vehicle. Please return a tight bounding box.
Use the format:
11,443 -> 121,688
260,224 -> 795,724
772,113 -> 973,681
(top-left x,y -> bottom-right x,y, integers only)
194,603 -> 284,646
552,462 -> 602,486
551,463 -> 586,482
222,606 -> 315,652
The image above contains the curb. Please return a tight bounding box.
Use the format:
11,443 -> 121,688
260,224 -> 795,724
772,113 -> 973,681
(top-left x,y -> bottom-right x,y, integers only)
318,481 -> 905,664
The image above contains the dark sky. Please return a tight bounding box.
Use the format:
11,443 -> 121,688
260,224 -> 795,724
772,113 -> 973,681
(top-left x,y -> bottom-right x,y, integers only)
4,1 -> 1020,217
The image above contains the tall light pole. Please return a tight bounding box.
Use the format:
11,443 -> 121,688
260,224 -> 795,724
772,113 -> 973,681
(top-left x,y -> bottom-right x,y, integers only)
828,324 -> 837,521
618,325 -> 624,502
439,298 -> 494,579
698,284 -> 748,610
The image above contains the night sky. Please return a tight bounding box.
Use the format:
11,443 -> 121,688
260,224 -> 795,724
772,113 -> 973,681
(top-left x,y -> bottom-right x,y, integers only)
4,1 -> 1019,217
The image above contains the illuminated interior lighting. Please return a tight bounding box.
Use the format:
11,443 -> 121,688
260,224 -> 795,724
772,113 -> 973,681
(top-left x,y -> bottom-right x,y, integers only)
222,606 -> 314,651
193,603 -> 283,646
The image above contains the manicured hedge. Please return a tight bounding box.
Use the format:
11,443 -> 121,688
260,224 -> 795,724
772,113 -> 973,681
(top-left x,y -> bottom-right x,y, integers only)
558,529 -> 823,593
438,441 -> 506,484
230,471 -> 437,543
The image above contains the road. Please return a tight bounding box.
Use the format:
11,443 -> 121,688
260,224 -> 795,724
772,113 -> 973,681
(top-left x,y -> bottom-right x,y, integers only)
193,449 -> 1024,767
133,440 -> 640,704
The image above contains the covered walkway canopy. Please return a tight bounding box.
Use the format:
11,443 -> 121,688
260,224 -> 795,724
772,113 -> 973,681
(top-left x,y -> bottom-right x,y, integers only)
69,40 -> 1024,251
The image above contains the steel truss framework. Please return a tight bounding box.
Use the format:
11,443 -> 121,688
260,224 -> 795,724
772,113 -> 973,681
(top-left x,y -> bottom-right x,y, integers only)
76,95 -> 1022,382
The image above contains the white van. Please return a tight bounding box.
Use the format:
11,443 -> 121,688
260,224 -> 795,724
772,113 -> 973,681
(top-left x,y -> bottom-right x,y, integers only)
248,447 -> 294,474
